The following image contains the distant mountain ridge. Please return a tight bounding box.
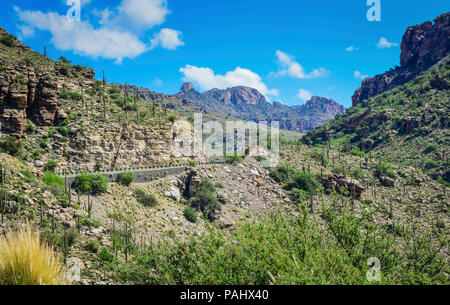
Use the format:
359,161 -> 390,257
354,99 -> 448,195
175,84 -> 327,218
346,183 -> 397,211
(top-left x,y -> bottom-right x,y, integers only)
176,83 -> 346,133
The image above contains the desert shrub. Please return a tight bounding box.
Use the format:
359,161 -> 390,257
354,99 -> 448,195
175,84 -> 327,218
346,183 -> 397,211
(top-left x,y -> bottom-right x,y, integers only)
112,206 -> 449,285
375,161 -> 397,179
44,160 -> 58,172
59,90 -> 71,99
183,207 -> 197,223
134,188 -> 158,207
70,92 -> 82,101
0,136 -> 23,156
98,248 -> 114,263
424,160 -> 438,170
190,178 -> 221,221
0,224 -> 66,285
351,167 -> 364,180
0,34 -> 16,47
287,171 -> 321,195
84,240 -> 99,253
290,188 -> 309,204
225,153 -> 243,165
117,172 -> 134,186
42,172 -> 66,200
58,56 -> 71,64
350,148 -> 365,157
72,172 -> 108,194
189,160 -> 197,167
311,149 -> 329,166
25,120 -> 36,133
42,172 -> 64,187
423,143 -> 438,154
56,126 -> 69,137
270,162 -> 296,183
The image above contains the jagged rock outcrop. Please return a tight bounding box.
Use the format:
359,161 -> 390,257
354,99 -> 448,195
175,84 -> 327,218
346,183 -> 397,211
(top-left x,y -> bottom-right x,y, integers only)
0,63 -> 95,137
322,174 -> 364,199
352,12 -> 450,106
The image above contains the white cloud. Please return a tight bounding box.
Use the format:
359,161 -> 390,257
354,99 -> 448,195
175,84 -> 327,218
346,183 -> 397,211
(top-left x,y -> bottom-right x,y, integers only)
100,0 -> 169,32
346,45 -> 358,52
273,50 -> 330,79
354,70 -> 369,80
150,28 -> 184,50
297,89 -> 312,102
16,8 -> 147,64
179,65 -> 279,98
15,0 -> 180,63
17,25 -> 35,39
377,37 -> 398,49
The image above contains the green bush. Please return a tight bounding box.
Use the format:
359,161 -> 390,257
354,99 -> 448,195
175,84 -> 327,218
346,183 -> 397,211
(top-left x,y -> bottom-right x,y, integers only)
112,207 -> 449,285
423,144 -> 438,154
84,240 -> 99,253
134,188 -> 158,207
424,160 -> 438,170
188,160 -> 197,167
375,162 -> 397,179
42,172 -> 66,200
190,178 -> 221,221
0,34 -> 15,47
350,148 -> 365,157
287,171 -> 321,195
72,172 -> 108,194
0,136 -> 23,156
98,248 -> 114,263
270,162 -> 296,183
225,153 -> 244,165
56,126 -> 69,137
183,207 -> 197,223
117,172 -> 134,186
42,172 -> 64,187
351,167 -> 364,180
44,160 -> 58,172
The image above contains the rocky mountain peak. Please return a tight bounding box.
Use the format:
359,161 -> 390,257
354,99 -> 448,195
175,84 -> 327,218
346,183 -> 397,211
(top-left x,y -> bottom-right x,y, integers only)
179,82 -> 196,94
352,12 -> 449,107
400,13 -> 450,69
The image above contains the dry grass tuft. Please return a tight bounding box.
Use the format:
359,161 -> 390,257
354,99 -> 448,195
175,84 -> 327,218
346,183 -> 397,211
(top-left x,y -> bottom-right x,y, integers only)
0,223 -> 66,285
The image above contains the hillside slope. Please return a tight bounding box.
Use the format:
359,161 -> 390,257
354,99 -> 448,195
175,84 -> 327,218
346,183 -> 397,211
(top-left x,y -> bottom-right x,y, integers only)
304,55 -> 449,182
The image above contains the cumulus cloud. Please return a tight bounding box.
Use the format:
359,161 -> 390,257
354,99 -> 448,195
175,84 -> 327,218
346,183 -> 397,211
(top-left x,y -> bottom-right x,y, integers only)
377,37 -> 398,49
15,1 -> 182,63
346,45 -> 358,52
150,28 -> 184,50
297,89 -> 312,102
179,65 -> 279,97
15,8 -> 147,64
273,50 -> 330,79
354,70 -> 369,80
99,0 -> 169,32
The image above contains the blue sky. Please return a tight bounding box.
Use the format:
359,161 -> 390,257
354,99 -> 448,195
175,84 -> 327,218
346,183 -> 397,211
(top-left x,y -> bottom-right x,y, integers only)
1,0 -> 448,107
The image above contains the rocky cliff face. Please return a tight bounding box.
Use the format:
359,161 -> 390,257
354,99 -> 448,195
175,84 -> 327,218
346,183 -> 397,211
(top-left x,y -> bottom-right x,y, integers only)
0,51 -> 95,138
176,84 -> 346,133
352,12 -> 449,106
0,27 -> 207,172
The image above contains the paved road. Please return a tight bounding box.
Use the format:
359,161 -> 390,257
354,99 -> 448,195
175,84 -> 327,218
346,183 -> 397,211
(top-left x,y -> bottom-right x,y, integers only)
60,161 -> 225,187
